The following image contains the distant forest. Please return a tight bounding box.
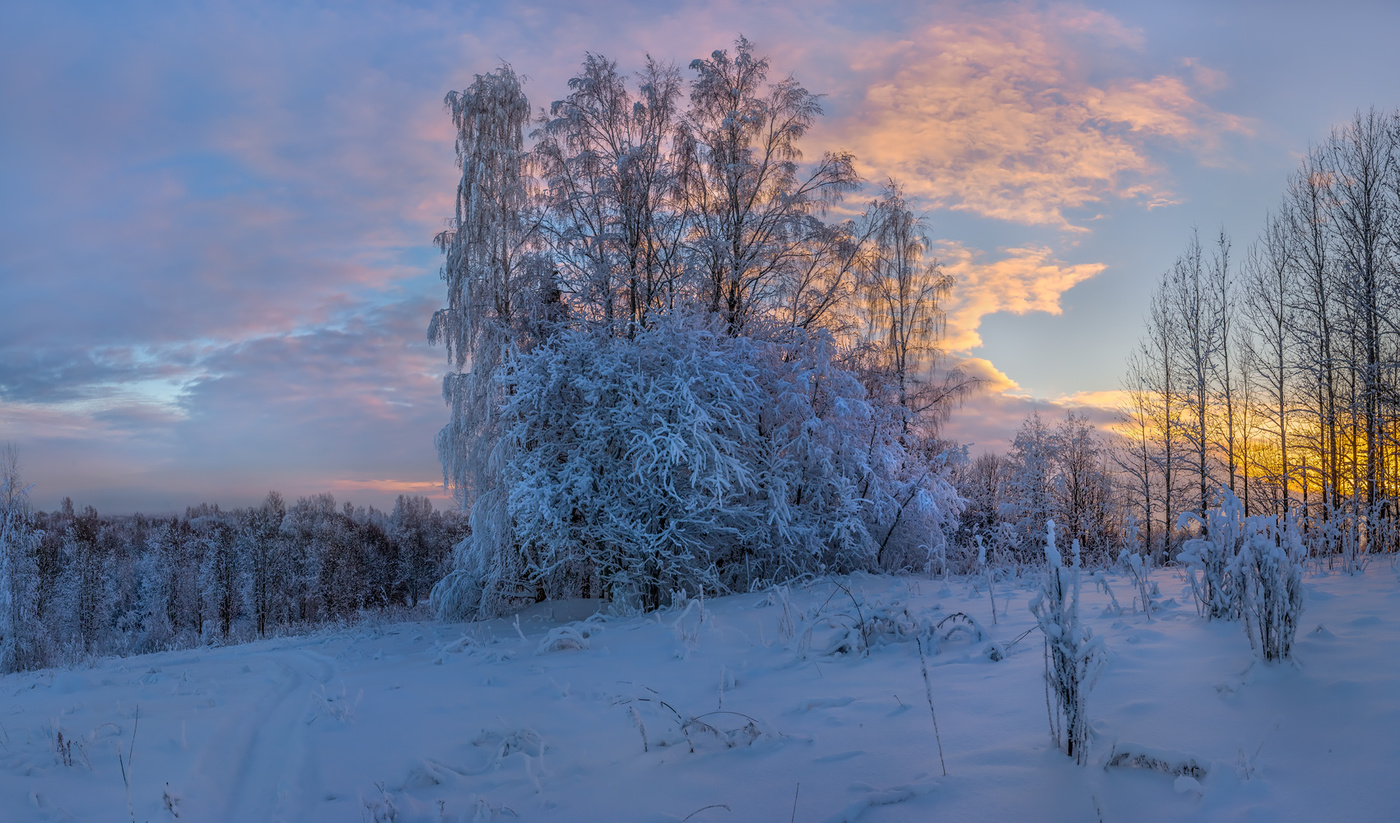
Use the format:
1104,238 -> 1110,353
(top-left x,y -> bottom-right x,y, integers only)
0,467 -> 464,673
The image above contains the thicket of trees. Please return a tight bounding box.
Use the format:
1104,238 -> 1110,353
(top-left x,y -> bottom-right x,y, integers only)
429,40 -> 978,619
0,452 -> 464,674
1122,108 -> 1400,563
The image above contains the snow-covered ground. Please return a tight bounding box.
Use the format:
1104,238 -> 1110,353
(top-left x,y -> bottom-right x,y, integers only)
3,564 -> 1399,822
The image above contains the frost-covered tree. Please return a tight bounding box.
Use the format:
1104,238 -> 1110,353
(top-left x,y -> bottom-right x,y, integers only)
536,53 -> 687,337
1000,411 -> 1117,562
1001,411 -> 1057,557
1241,215 -> 1296,519
241,491 -> 285,636
199,515 -> 239,641
1051,413 -> 1118,561
1170,230 -> 1227,520
430,64 -> 555,514
57,505 -> 115,655
389,494 -> 441,608
0,445 -> 43,672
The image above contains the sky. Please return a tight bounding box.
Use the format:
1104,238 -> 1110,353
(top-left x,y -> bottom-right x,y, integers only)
2,0 -> 1398,514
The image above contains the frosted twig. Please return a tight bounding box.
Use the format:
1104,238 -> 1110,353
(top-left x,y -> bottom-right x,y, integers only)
914,634 -> 948,776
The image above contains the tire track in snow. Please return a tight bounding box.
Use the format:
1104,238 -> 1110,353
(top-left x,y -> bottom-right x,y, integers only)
182,648 -> 335,822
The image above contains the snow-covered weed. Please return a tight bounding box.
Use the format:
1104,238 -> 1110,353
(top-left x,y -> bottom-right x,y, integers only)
1180,491 -> 1304,661
472,728 -> 544,767
913,631 -> 948,777
361,782 -> 399,823
680,711 -> 767,750
1104,742 -> 1209,779
1121,551 -> 1157,619
617,684 -> 775,755
671,597 -> 705,650
469,795 -> 518,820
927,611 -> 1003,661
1030,522 -> 1106,765
441,629 -> 482,655
47,719 -> 93,770
1178,493 -> 1246,620
311,683 -> 362,724
1234,513 -> 1305,662
535,624 -> 594,654
982,540 -> 1000,624
1089,571 -> 1122,616
161,783 -> 181,819
766,584 -> 796,643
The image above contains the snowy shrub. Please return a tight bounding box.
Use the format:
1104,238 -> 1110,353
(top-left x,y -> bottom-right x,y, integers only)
1179,491 -> 1304,661
536,624 -> 593,654
1029,521 -> 1105,765
434,316 -> 961,619
1233,512 -> 1305,662
1177,491 -> 1247,620
1321,498 -> 1368,575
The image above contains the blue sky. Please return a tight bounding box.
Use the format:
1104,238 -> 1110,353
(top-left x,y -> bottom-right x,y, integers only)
2,0 -> 1397,512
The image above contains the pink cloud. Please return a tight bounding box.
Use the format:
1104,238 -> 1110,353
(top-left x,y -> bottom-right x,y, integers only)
819,3 -> 1251,229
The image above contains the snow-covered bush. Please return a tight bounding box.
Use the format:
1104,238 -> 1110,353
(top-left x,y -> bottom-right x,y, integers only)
1177,492 -> 1247,620
1234,511 -> 1305,662
1029,521 -> 1105,765
432,316 -> 961,619
1178,490 -> 1304,661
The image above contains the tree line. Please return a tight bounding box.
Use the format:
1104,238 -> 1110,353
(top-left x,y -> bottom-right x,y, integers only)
1121,108 -> 1400,563
0,447 -> 464,674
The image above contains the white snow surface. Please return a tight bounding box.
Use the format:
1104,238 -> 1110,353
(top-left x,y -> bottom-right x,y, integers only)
3,565 -> 1399,821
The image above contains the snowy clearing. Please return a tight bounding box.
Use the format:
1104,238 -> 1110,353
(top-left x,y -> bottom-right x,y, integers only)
3,564 -> 1399,822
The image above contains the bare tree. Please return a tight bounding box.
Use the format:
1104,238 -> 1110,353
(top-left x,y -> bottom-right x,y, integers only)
677,36 -> 860,336
1171,230 -> 1226,519
1118,351 -> 1157,555
1242,213 -> 1297,518
1208,229 -> 1240,499
854,181 -> 978,437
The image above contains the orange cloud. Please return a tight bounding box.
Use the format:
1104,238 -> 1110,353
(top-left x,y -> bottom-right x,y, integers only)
1052,388 -> 1133,411
943,367 -> 1129,454
329,478 -> 451,498
936,242 -> 1105,352
827,3 -> 1251,229
954,356 -> 1026,397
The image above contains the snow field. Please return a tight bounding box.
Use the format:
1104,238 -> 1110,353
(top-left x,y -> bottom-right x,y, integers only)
2,564 -> 1399,821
